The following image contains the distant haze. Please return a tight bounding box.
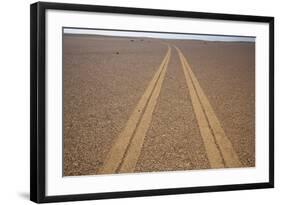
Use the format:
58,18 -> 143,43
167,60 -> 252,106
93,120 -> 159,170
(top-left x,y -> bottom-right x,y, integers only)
64,28 -> 255,42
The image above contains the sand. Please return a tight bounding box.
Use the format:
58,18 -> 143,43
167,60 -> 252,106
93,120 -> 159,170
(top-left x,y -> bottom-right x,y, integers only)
174,40 -> 255,167
135,49 -> 210,172
63,35 -> 166,176
63,34 -> 255,176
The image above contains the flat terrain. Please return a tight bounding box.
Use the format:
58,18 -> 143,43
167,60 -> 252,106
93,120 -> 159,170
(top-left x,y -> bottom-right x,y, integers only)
63,34 -> 255,176
174,40 -> 255,167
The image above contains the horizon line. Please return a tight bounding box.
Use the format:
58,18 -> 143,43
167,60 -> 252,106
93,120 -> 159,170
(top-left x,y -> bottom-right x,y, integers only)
63,28 -> 255,42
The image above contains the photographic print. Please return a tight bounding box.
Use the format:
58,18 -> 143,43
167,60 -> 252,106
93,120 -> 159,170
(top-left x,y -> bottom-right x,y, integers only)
63,28 -> 255,176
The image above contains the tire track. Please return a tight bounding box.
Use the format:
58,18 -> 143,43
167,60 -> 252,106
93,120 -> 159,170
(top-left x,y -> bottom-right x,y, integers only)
99,46 -> 171,174
175,46 -> 242,168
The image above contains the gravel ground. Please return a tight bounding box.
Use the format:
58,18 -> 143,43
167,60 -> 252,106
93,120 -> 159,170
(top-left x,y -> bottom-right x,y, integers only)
63,35 -> 166,176
175,40 -> 255,167
63,35 -> 255,176
135,48 -> 210,172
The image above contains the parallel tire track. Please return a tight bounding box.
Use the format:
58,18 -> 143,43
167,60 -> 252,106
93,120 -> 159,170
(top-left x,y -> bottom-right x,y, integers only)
175,46 -> 242,168
99,46 -> 171,174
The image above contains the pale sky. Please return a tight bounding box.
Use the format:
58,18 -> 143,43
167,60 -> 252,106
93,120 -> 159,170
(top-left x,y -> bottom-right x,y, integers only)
64,28 -> 255,42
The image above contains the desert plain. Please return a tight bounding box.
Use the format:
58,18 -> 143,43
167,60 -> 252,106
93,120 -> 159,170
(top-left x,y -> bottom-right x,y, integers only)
63,34 -> 255,176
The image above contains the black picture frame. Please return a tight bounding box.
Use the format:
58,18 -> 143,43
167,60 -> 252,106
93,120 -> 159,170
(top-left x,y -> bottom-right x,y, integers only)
30,1 -> 274,203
